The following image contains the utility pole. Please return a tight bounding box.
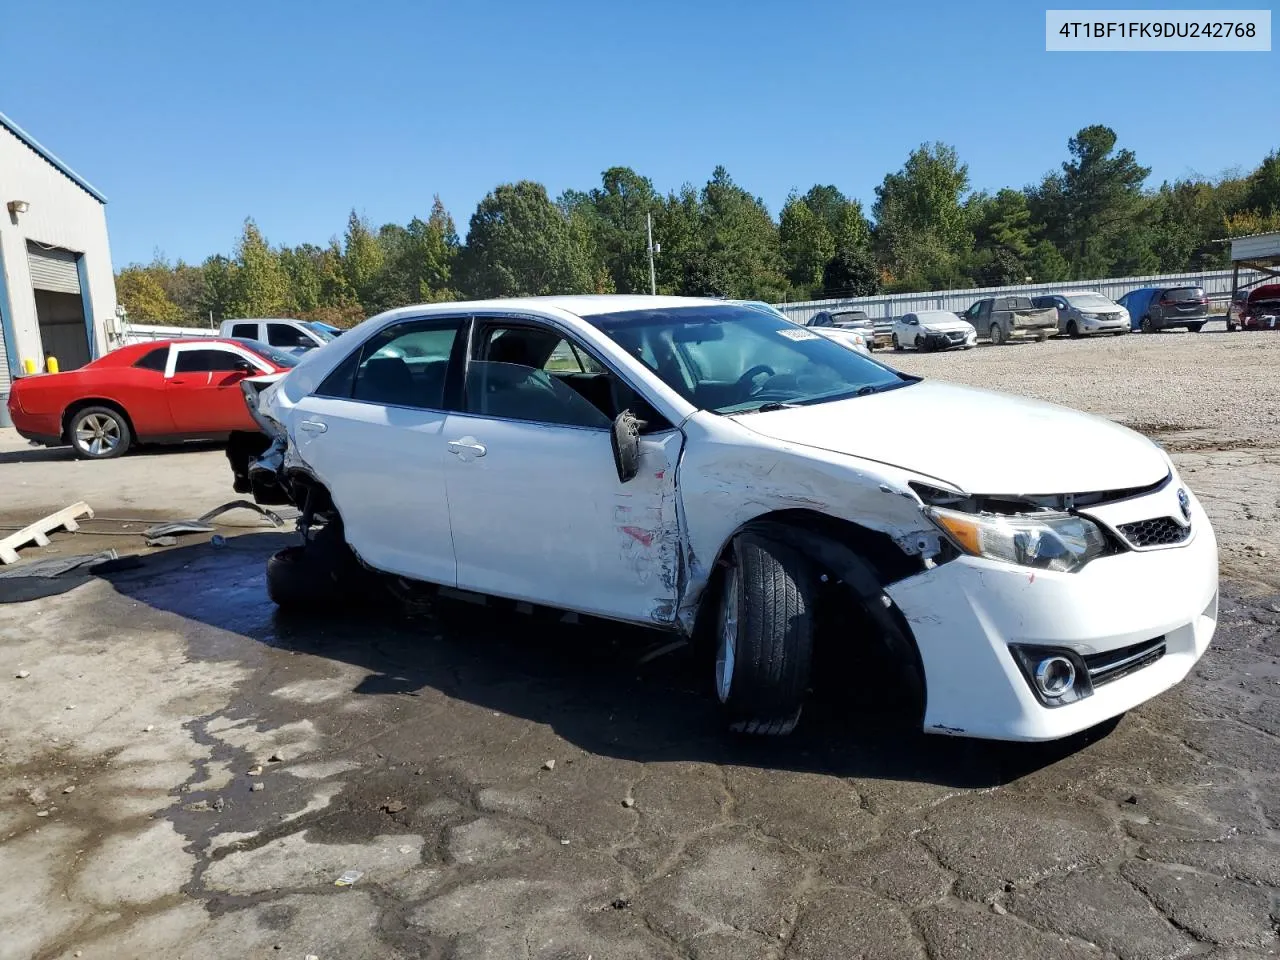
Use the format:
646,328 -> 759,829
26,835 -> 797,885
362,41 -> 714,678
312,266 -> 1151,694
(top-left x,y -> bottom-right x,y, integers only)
646,212 -> 658,296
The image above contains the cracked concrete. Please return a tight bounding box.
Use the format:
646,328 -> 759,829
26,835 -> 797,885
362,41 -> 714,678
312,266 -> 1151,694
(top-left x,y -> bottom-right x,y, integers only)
2,330 -> 1279,960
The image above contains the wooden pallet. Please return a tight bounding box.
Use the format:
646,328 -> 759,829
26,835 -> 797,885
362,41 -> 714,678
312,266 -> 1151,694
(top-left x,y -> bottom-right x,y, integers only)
0,502 -> 94,565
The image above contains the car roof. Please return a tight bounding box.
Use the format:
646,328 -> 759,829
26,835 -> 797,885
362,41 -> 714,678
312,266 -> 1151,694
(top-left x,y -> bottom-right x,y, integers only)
359,295 -> 747,329
914,309 -> 959,318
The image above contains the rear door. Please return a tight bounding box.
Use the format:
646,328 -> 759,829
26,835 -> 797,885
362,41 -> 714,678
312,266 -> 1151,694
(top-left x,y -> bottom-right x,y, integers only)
286,315 -> 465,586
165,344 -> 269,433
441,317 -> 683,625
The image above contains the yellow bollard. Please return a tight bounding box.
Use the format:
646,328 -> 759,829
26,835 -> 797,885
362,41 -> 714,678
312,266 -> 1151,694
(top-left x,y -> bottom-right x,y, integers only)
45,356 -> 59,374
22,358 -> 36,374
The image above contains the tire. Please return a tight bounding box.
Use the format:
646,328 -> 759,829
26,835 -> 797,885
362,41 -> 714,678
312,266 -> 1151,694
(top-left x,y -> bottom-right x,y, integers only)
1066,321 -> 1080,339
266,523 -> 379,610
1140,316 -> 1154,334
1188,322 -> 1204,333
715,532 -> 815,736
1227,320 -> 1237,332
915,335 -> 931,353
892,334 -> 903,352
68,405 -> 131,459
989,324 -> 1004,346
1113,330 -> 1126,336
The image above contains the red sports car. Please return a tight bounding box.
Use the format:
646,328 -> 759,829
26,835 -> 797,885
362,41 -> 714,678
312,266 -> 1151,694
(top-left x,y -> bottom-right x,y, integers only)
6,337 -> 296,459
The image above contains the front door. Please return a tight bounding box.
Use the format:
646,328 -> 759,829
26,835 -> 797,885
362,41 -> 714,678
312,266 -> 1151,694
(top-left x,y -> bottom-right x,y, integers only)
286,315 -> 465,586
165,344 -> 267,433
442,319 -> 684,625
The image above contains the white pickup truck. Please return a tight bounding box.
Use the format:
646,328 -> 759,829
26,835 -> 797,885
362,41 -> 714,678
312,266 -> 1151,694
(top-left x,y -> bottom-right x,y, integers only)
219,318 -> 343,354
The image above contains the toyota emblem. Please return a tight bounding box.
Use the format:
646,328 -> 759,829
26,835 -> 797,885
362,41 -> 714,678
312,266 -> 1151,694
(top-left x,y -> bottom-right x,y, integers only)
1177,488 -> 1191,521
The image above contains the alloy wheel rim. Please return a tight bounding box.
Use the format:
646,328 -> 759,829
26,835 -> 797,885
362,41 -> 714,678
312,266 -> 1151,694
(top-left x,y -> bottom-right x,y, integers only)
77,414 -> 121,456
716,566 -> 739,703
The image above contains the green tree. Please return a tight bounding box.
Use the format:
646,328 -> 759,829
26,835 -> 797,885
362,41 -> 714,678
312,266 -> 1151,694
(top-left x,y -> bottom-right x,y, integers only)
115,267 -> 183,323
461,181 -> 594,297
821,246 -> 880,298
342,211 -> 388,312
873,143 -> 973,290
1034,125 -> 1151,278
779,192 -> 835,294
699,166 -> 786,300
1243,149 -> 1280,216
227,219 -> 291,317
569,167 -> 659,294
199,254 -> 238,323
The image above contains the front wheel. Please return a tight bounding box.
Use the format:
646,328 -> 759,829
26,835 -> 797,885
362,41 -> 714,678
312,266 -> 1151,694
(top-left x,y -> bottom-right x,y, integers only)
989,324 -> 1005,346
915,335 -> 931,353
266,523 -> 381,610
715,533 -> 815,736
69,406 -> 132,459
1066,321 -> 1080,339
1141,316 -> 1154,334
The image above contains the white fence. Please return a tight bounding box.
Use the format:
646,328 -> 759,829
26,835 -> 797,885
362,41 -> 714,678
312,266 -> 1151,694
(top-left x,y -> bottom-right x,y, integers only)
771,268 -> 1263,327
113,322 -> 220,347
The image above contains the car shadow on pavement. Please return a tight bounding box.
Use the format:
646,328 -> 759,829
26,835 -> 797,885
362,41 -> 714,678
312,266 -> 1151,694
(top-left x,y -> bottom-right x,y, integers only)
97,533 -> 1118,791
0,439 -> 225,465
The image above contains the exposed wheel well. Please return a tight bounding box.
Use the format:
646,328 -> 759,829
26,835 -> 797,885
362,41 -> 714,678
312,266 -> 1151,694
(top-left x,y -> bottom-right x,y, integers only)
694,509 -> 928,719
61,398 -> 135,443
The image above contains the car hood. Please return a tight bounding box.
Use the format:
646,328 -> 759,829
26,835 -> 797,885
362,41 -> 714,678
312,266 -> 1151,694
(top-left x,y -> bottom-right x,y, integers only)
919,318 -> 974,333
729,380 -> 1168,495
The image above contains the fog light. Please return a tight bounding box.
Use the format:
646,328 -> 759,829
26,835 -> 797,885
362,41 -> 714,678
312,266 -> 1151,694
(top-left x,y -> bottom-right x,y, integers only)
1034,656 -> 1076,698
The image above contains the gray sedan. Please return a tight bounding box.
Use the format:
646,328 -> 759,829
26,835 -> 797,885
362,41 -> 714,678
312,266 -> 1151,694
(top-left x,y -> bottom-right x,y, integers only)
1032,293 -> 1130,338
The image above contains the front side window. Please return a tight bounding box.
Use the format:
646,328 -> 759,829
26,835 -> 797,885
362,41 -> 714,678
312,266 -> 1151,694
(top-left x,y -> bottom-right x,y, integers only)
464,324 -> 614,428
174,349 -> 249,373
589,304 -> 913,415
231,338 -> 298,368
267,324 -> 315,348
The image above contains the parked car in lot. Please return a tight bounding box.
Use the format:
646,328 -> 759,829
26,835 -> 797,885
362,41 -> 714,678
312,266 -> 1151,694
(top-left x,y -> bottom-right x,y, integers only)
1227,283 -> 1280,331
229,295 -> 1218,742
1031,292 -> 1130,338
959,296 -> 1057,345
806,309 -> 879,350
736,301 -> 871,355
1116,286 -> 1209,333
219,318 -> 342,353
6,338 -> 296,459
891,310 -> 977,351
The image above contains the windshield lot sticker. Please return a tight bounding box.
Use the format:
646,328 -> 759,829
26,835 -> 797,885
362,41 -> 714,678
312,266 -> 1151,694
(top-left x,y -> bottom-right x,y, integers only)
777,328 -> 820,341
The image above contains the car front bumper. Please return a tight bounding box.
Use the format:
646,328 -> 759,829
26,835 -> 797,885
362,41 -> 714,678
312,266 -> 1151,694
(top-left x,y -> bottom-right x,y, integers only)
884,491 -> 1218,741
1079,316 -> 1128,333
920,330 -> 976,350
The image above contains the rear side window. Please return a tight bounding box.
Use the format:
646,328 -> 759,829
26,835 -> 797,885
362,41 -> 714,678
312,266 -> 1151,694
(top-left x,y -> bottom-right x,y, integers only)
321,319 -> 462,409
230,323 -> 258,339
133,347 -> 168,371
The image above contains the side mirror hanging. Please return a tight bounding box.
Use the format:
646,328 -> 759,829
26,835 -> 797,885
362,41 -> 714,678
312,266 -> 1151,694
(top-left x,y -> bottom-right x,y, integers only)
611,409 -> 646,483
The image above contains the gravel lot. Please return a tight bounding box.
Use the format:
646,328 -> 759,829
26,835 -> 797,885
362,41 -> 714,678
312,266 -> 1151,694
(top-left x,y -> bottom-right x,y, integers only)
0,327 -> 1277,960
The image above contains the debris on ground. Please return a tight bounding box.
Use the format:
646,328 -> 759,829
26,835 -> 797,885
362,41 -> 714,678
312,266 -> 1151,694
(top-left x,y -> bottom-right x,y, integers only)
250,782 -> 265,792
379,799 -> 407,814
610,897 -> 632,910
210,534 -> 227,548
247,765 -> 264,776
636,639 -> 688,664
62,785 -> 75,794
542,759 -> 556,771
268,751 -> 284,762
621,797 -> 635,808
15,669 -> 29,679
0,501 -> 94,564
334,870 -> 363,887
142,500 -> 283,546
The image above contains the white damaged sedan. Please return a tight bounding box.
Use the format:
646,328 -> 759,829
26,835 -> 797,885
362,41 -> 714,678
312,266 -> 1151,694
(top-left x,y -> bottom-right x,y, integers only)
229,296 -> 1217,741
892,310 -> 978,352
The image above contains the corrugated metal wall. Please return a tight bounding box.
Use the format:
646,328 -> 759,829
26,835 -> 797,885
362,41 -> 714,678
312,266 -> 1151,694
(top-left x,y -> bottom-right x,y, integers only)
772,268 -> 1263,326
26,244 -> 82,294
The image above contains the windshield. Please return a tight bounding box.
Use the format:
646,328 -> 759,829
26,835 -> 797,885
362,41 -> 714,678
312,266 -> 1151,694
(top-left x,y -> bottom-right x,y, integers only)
303,321 -> 340,340
232,338 -> 299,368
1065,293 -> 1115,309
589,304 -> 915,414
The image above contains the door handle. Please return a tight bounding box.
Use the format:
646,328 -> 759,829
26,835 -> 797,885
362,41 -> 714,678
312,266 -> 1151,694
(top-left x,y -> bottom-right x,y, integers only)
298,419 -> 328,434
447,438 -> 487,459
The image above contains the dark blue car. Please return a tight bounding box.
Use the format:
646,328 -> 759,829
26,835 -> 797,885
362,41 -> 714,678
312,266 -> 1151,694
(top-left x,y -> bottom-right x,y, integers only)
1116,285 -> 1209,333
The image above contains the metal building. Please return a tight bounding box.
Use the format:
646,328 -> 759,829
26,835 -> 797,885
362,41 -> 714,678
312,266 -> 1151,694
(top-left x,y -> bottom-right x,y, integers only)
0,111 -> 117,426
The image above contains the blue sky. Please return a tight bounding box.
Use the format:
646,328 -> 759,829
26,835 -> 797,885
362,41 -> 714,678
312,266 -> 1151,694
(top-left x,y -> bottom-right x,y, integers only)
3,0 -> 1276,267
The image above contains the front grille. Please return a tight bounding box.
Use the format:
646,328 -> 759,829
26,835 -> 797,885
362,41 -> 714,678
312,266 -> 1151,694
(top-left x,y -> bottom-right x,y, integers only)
1083,637 -> 1166,687
1117,516 -> 1190,548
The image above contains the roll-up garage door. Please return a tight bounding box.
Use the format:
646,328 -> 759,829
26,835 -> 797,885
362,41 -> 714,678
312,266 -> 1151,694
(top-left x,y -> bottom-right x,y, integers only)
27,244 -> 82,294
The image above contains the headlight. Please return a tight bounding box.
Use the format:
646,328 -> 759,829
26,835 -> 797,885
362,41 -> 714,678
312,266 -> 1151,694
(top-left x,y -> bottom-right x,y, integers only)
926,507 -> 1109,573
